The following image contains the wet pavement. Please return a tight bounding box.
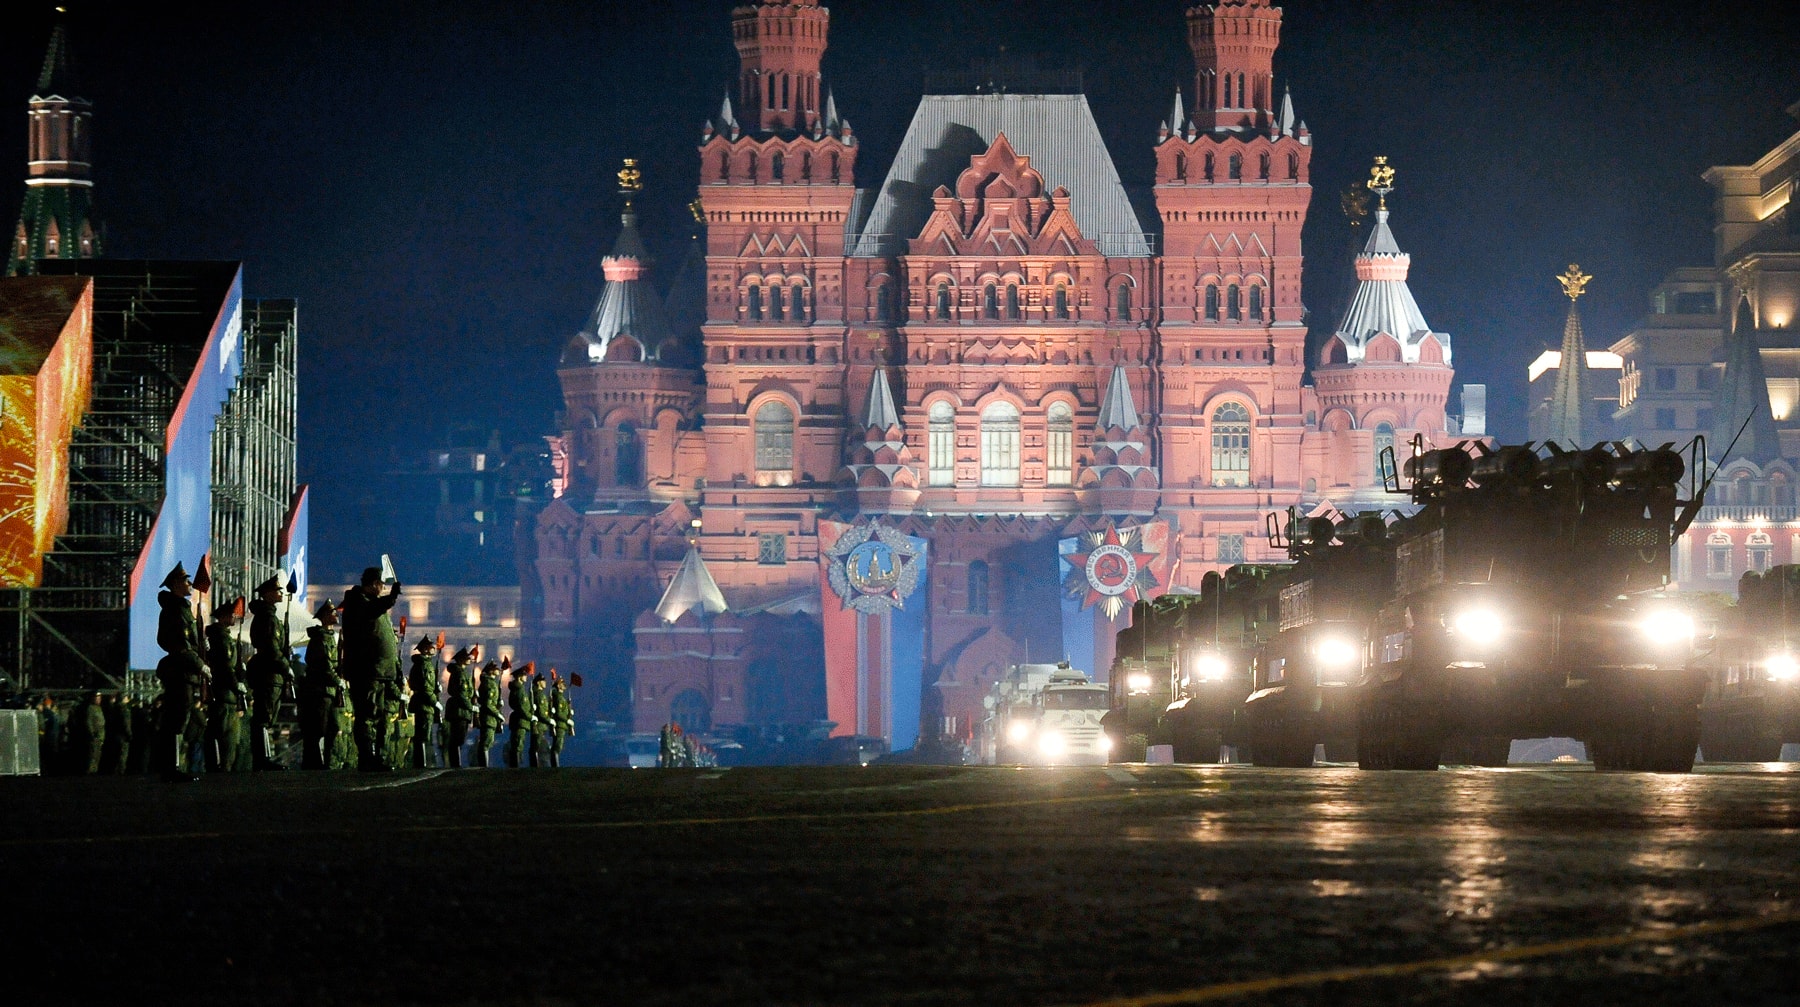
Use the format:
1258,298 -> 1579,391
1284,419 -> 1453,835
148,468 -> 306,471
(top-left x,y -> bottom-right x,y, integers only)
3,762 -> 1798,1005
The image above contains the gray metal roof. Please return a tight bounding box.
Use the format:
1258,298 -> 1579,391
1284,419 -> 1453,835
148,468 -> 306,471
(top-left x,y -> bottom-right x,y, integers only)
654,546 -> 729,624
566,208 -> 674,365
850,93 -> 1151,257
863,367 -> 901,429
1097,364 -> 1143,430
1331,209 -> 1448,364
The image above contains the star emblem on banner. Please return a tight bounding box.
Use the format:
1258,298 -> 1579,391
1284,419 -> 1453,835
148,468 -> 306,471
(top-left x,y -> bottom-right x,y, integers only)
1063,524 -> 1158,620
825,520 -> 924,615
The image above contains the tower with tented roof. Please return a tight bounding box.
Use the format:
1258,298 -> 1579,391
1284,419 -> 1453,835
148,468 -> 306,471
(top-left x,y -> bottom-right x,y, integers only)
7,15 -> 101,277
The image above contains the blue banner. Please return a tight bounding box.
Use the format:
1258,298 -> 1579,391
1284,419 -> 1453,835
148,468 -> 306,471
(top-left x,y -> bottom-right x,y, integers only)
888,534 -> 928,751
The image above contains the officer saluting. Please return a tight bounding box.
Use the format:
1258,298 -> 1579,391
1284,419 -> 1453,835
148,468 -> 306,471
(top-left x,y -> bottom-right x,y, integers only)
154,563 -> 209,782
341,565 -> 403,771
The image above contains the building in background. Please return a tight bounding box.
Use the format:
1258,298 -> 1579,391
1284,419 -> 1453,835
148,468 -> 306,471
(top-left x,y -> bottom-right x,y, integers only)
6,17 -> 99,277
308,583 -> 520,669
522,0 -> 1483,750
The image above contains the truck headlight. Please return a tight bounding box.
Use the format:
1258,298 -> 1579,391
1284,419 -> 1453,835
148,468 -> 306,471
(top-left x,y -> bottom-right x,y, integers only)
1192,652 -> 1230,682
1640,609 -> 1695,647
1450,607 -> 1504,646
1316,636 -> 1359,668
1767,652 -> 1800,682
1126,672 -> 1153,694
1038,730 -> 1066,758
1006,720 -> 1034,744
1097,733 -> 1113,753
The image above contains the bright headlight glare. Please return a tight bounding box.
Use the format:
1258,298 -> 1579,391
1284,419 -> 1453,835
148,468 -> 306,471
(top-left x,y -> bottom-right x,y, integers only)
1767,652 -> 1800,682
1315,637 -> 1359,668
1193,653 -> 1230,682
1640,609 -> 1695,647
1126,672 -> 1153,694
1038,730 -> 1066,757
1097,734 -> 1113,753
1005,720 -> 1034,744
1450,608 -> 1504,646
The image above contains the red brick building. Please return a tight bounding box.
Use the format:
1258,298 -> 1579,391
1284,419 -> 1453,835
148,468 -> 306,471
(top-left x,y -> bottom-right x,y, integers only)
524,0 -> 1474,748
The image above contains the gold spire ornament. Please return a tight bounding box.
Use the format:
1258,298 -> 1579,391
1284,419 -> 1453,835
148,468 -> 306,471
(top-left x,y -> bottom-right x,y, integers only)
688,199 -> 705,224
1557,264 -> 1592,301
1366,155 -> 1395,210
617,158 -> 643,195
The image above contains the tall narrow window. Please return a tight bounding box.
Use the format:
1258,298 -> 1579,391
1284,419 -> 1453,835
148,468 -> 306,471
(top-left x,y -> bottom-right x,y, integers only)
754,400 -> 794,477
928,401 -> 955,486
980,402 -> 1021,487
1175,154 -> 1187,181
1115,284 -> 1132,321
1259,154 -> 1270,179
615,422 -> 642,486
1229,154 -> 1242,180
1005,284 -> 1021,320
983,283 -> 999,320
746,284 -> 763,321
1288,153 -> 1299,180
1053,285 -> 1070,320
1237,73 -> 1246,107
772,153 -> 784,181
1374,422 -> 1395,486
718,151 -> 730,181
936,282 -> 952,320
1226,284 -> 1241,320
1204,153 -> 1215,181
1248,285 -> 1263,320
1047,402 -> 1073,486
1204,284 -> 1220,320
830,152 -> 840,182
769,285 -> 785,321
790,285 -> 806,321
874,283 -> 892,322
967,560 -> 990,616
1211,402 -> 1251,485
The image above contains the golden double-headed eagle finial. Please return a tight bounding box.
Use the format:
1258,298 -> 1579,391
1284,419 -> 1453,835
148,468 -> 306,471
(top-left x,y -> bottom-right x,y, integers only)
1366,155 -> 1395,210
617,158 -> 644,195
1557,263 -> 1592,301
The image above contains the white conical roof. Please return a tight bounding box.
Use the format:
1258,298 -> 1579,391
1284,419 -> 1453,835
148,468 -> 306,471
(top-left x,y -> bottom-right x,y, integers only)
654,546 -> 728,623
1330,208 -> 1448,365
1097,364 -> 1143,430
864,367 -> 900,430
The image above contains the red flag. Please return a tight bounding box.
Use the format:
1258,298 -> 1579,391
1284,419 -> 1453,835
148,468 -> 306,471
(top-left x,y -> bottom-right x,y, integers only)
436,630 -> 446,652
399,616 -> 408,638
230,597 -> 246,619
520,661 -> 536,678
500,656 -> 511,670
570,673 -> 583,688
470,644 -> 481,662
193,554 -> 213,594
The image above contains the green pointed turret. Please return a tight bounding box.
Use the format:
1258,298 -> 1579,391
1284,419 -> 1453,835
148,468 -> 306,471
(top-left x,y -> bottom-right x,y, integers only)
6,18 -> 101,278
1709,295 -> 1781,465
1546,265 -> 1592,448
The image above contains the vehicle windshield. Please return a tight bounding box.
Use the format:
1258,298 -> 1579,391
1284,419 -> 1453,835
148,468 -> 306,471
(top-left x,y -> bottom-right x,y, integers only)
1041,688 -> 1109,710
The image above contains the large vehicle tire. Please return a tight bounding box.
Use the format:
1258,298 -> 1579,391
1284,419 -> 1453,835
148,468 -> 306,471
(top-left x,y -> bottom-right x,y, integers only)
1698,718 -> 1784,763
1441,735 -> 1511,767
1588,702 -> 1700,772
1170,726 -> 1223,765
1358,698 -> 1442,771
1248,713 -> 1314,767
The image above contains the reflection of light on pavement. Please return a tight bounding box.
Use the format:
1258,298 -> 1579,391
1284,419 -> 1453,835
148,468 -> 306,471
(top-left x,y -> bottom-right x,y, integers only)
1623,774 -> 1710,920
1308,798 -> 1370,852
1311,879 -> 1363,897
1435,776 -> 1507,923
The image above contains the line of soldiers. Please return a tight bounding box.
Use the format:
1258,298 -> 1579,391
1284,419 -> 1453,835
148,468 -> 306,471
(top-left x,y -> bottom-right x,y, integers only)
154,562 -> 575,779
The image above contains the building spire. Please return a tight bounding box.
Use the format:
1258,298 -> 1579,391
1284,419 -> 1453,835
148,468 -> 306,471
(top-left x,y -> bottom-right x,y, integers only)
7,15 -> 99,276
36,13 -> 77,97
863,366 -> 901,431
1710,293 -> 1781,465
1167,88 -> 1186,135
1546,264 -> 1592,448
1276,85 -> 1295,136
732,0 -> 832,134
654,546 -> 728,624
1097,364 -> 1143,432
564,159 -> 673,365
1327,160 -> 1451,365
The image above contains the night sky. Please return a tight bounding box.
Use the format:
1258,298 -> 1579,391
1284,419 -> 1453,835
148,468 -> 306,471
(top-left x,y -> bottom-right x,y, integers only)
2,1 -> 1795,582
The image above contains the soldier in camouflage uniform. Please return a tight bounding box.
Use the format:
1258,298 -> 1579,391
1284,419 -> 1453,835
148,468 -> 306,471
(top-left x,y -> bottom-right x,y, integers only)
341,567 -> 403,771
299,602 -> 341,770
246,577 -> 292,770
475,660 -> 503,768
406,637 -> 440,769
102,695 -> 132,774
547,673 -> 574,768
505,661 -> 535,769
204,598 -> 249,773
154,564 -> 209,781
441,647 -> 475,768
77,692 -> 106,774
331,687 -> 356,769
528,671 -> 552,768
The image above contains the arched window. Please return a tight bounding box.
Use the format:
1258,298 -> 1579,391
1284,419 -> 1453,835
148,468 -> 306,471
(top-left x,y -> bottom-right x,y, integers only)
754,400 -> 794,477
980,402 -> 1021,487
766,73 -> 776,109
983,283 -> 999,320
1226,284 -> 1241,320
1053,285 -> 1070,320
1005,284 -> 1021,320
791,284 -> 808,322
1223,74 -> 1233,108
769,285 -> 785,321
1204,284 -> 1220,320
1204,153 -> 1215,181
1211,402 -> 1251,485
967,560 -> 990,616
780,74 -> 790,110
1259,153 -> 1270,179
1229,154 -> 1242,180
1748,531 -> 1774,574
874,282 -> 892,322
718,151 -> 730,181
746,284 -> 763,322
1115,283 -> 1132,321
1175,153 -> 1187,181
747,151 -> 759,181
936,281 -> 952,320
1248,285 -> 1263,320
1288,153 -> 1299,180
800,152 -> 812,181
829,152 -> 840,182
928,401 -> 955,486
1237,73 -> 1246,107
615,422 -> 642,486
1374,422 -> 1395,486
1047,402 -> 1074,486
772,152 -> 785,181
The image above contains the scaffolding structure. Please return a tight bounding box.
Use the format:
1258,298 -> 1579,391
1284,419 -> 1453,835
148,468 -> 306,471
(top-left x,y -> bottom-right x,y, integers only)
0,262 -> 298,697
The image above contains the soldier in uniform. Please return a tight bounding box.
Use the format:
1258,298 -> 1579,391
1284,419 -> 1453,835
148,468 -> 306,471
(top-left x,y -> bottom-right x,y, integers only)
528,671 -> 550,768
204,598 -> 248,773
246,576 -> 293,770
406,637 -> 440,769
475,659 -> 503,768
331,684 -> 356,769
442,647 -> 475,768
505,661 -> 535,768
547,673 -> 574,768
154,563 -> 209,781
102,695 -> 132,774
76,692 -> 106,774
299,602 -> 341,770
341,567 -> 403,771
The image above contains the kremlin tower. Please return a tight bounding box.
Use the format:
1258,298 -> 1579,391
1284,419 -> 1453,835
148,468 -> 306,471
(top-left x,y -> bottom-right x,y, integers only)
8,16 -> 101,277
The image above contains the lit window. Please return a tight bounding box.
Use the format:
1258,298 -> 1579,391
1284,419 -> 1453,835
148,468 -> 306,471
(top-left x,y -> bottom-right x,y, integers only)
1748,532 -> 1774,574
1047,402 -> 1073,486
1218,533 -> 1246,564
1374,422 -> 1395,486
1707,532 -> 1733,579
465,600 -> 482,626
1211,402 -> 1251,485
980,402 -> 1021,487
928,401 -> 955,486
754,400 -> 794,479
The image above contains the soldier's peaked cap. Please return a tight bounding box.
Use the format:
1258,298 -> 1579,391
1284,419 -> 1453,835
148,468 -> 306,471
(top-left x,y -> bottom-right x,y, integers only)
452,647 -> 472,662
313,601 -> 337,621
256,575 -> 282,594
161,563 -> 189,589
414,635 -> 435,653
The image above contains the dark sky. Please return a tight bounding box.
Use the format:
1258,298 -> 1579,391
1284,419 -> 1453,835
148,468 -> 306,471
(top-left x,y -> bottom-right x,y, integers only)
3,1 -> 1796,581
